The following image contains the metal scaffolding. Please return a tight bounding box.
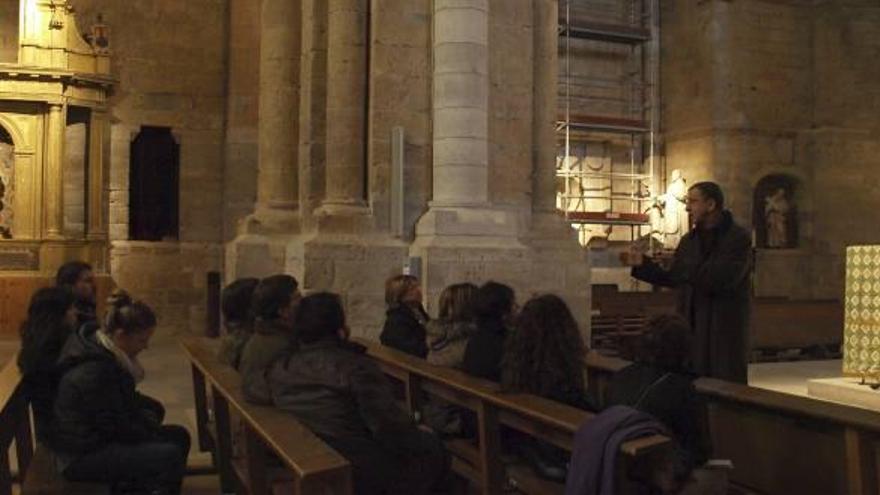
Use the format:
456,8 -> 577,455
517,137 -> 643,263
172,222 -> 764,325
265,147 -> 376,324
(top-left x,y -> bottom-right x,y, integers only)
557,0 -> 662,246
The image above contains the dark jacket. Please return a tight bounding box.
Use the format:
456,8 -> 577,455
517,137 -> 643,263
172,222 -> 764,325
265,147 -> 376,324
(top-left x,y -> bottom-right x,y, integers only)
631,210 -> 752,383
426,319 -> 477,368
50,325 -> 162,458
17,322 -> 74,443
217,320 -> 252,370
564,405 -> 669,495
267,339 -> 448,494
74,299 -> 97,328
239,319 -> 291,404
606,363 -> 709,473
379,304 -> 429,358
462,319 -> 507,381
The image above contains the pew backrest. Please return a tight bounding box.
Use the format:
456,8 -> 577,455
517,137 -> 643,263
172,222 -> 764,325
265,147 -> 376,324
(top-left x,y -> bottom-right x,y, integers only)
357,338 -> 671,494
180,337 -> 352,495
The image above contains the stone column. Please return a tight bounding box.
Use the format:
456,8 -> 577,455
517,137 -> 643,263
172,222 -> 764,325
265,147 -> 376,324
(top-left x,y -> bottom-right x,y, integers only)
45,103 -> 65,239
257,0 -> 300,211
532,0 -> 558,214
322,0 -> 368,211
432,0 -> 489,206
86,110 -> 108,240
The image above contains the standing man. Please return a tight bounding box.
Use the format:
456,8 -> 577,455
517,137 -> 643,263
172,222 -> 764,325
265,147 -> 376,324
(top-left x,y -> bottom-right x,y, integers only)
622,182 -> 752,383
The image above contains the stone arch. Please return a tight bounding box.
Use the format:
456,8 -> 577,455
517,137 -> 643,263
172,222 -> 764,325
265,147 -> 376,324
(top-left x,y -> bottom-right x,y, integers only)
753,173 -> 800,249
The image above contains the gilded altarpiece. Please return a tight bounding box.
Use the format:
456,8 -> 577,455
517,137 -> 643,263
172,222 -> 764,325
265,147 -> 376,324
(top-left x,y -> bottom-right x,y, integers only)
843,245 -> 880,379
0,0 -> 114,338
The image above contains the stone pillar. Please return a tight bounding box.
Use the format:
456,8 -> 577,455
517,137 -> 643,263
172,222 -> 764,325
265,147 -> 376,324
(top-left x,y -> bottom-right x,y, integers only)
256,0 -> 300,211
322,0 -> 368,211
45,103 -> 65,239
532,0 -> 558,214
87,110 -> 108,240
432,0 -> 489,206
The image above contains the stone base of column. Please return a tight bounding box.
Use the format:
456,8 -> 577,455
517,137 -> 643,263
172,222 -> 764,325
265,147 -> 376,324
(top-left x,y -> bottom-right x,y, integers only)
238,206 -> 301,236
410,206 -> 591,341
313,201 -> 373,234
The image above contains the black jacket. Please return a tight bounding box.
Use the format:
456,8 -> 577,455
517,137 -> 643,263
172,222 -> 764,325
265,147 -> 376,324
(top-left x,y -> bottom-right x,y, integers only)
631,210 -> 752,383
50,325 -> 162,456
379,304 -> 429,358
462,319 -> 508,382
268,339 -> 448,494
606,363 -> 709,474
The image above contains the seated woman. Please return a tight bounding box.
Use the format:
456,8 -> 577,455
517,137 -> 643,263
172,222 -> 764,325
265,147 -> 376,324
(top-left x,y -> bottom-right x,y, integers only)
55,261 -> 97,327
500,294 -> 595,482
239,274 -> 300,403
268,292 -> 449,494
217,277 -> 259,369
605,314 -> 709,487
379,274 -> 430,358
51,290 -> 190,494
426,282 -> 478,368
17,287 -> 78,442
462,281 -> 517,381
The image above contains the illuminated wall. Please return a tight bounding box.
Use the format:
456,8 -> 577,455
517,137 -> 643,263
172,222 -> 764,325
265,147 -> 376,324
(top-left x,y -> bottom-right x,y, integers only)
843,245 -> 880,379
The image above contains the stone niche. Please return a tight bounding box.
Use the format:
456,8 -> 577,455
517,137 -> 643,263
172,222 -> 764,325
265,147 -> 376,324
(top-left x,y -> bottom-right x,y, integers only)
753,174 -> 799,250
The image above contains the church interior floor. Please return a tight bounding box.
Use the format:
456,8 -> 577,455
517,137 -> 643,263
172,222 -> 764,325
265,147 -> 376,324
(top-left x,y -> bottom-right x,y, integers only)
748,358 -> 842,397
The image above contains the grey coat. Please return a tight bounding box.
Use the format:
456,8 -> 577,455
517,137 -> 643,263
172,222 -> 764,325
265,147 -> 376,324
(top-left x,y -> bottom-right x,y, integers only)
632,211 -> 752,383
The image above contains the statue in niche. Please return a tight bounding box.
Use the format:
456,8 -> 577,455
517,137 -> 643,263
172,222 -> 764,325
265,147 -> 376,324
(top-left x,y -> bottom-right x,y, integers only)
764,188 -> 790,248
662,169 -> 689,245
0,140 -> 13,239
753,174 -> 798,249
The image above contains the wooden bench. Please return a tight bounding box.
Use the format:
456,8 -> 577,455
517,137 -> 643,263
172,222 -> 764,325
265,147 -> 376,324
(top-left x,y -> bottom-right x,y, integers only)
583,352 -> 880,494
696,378 -> 880,495
357,338 -> 672,494
0,352 -> 107,495
181,337 -> 352,494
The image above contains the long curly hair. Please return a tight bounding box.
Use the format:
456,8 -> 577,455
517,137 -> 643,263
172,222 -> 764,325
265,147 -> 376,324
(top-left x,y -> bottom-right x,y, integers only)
501,294 -> 586,399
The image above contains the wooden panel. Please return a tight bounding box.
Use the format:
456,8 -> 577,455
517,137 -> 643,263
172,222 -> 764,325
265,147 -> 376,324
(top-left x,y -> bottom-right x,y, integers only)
706,401 -> 847,494
751,299 -> 842,349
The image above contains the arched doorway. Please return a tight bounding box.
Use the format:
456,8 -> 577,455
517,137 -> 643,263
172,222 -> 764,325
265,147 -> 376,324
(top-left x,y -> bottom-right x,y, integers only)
0,124 -> 14,239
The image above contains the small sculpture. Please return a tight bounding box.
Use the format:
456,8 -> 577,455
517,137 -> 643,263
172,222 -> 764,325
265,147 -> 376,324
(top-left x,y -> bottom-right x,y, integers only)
764,188 -> 790,248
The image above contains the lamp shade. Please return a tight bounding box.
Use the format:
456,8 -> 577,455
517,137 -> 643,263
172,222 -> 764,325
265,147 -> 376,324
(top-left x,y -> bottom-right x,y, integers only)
844,245 -> 880,379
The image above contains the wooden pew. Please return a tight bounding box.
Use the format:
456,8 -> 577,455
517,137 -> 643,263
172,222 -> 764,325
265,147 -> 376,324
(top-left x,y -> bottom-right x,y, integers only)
583,353 -> 880,495
696,378 -> 880,495
0,353 -> 107,495
357,338 -> 672,495
181,337 -> 352,495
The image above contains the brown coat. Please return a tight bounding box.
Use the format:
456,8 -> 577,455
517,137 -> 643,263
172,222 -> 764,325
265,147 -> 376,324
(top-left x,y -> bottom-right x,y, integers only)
632,211 -> 752,383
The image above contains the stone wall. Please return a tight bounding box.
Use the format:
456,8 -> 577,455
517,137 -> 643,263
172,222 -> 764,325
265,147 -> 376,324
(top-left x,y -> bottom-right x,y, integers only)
69,0 -> 227,337
661,0 -> 880,300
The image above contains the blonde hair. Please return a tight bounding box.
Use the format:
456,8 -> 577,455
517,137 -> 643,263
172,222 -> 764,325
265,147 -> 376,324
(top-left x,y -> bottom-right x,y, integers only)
385,274 -> 419,307
437,283 -> 478,322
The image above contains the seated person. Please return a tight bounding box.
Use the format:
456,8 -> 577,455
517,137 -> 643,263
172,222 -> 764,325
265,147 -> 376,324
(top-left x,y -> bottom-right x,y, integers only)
51,290 -> 190,494
501,294 -> 594,410
17,287 -> 78,442
239,274 -> 300,403
380,274 -> 430,358
268,292 -> 449,494
217,277 -> 259,369
462,281 -> 517,381
426,282 -> 478,368
55,261 -> 97,327
605,314 -> 710,487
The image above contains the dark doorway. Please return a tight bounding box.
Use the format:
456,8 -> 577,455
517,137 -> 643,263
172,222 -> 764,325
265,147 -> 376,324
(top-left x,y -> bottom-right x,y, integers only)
129,127 -> 179,241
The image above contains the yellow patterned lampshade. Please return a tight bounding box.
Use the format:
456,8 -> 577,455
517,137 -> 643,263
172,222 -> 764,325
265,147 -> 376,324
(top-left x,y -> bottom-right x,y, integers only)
844,245 -> 880,379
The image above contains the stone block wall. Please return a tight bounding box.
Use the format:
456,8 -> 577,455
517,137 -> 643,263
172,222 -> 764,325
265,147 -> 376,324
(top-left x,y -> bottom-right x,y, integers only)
662,0 -> 880,300
70,0 -> 228,335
